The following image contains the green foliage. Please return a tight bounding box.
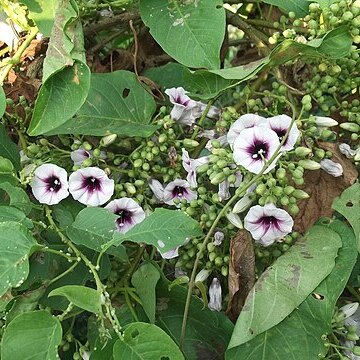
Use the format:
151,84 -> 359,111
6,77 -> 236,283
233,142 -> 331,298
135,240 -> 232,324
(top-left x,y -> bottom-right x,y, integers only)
44,71 -> 158,137
0,182 -> 32,214
262,0 -> 309,17
0,124 -> 21,170
1,310 -> 62,360
0,87 -> 5,117
113,322 -> 185,360
0,205 -> 32,228
140,0 -> 225,69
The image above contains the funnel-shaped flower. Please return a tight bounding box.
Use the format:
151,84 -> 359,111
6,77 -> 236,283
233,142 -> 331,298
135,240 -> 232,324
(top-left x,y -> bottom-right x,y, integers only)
181,148 -> 209,188
31,164 -> 69,205
105,198 -> 145,233
71,148 -> 92,166
69,167 -> 114,206
267,115 -> 300,151
244,204 -> 293,246
233,126 -> 280,174
163,179 -> 197,206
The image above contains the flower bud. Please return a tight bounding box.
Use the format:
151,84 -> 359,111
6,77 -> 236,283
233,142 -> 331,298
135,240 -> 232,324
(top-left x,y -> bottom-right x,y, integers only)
320,159 -> 343,177
100,134 -> 117,147
340,303 -> 359,319
295,146 -> 312,157
210,172 -> 226,185
124,183 -> 137,195
354,148 -> 360,162
213,231 -> 224,246
208,278 -> 222,311
340,122 -> 360,133
298,159 -> 321,170
292,189 -> 310,199
183,139 -> 200,149
233,194 -> 253,213
226,212 -> 243,229
195,269 -> 211,283
314,116 -> 338,127
353,346 -> 360,356
339,143 -> 356,158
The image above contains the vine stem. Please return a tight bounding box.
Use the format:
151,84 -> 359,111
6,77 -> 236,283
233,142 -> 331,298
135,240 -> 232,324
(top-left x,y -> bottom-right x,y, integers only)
179,110 -> 300,347
0,26 -> 38,85
191,98 -> 216,141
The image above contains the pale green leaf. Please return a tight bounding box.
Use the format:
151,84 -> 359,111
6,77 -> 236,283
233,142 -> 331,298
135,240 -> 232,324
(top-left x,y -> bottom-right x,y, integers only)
49,285 -> 102,314
262,0 -> 309,17
140,0 -> 225,69
0,87 -> 5,118
1,310 -> 62,360
226,220 -> 357,360
0,124 -> 20,170
113,322 -> 184,360
228,225 -> 342,349
0,222 -> 37,296
131,262 -> 160,323
44,70 -> 157,137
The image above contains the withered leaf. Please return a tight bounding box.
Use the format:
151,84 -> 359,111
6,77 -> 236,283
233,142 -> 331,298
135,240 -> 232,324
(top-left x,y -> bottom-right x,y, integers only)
226,229 -> 255,323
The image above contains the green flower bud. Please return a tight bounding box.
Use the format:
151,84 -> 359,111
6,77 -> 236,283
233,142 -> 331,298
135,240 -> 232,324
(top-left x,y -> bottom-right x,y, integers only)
209,252 -> 217,262
100,134 -> 117,147
347,332 -> 359,341
0,157 -> 14,173
295,146 -> 312,157
221,265 -> 228,277
82,158 -> 92,167
353,346 -> 360,356
292,189 -> 309,199
280,196 -> 289,206
276,168 -> 286,180
288,204 -> 300,215
216,159 -> 228,169
301,95 -> 312,105
124,183 -> 136,195
255,183 -> 267,195
27,144 -> 40,154
133,159 -> 143,168
340,122 -> 360,132
315,149 -> 325,159
183,139 -> 200,149
82,141 -> 92,151
284,186 -> 295,195
272,186 -> 283,197
210,172 -> 226,185
214,256 -> 223,267
298,159 -> 321,170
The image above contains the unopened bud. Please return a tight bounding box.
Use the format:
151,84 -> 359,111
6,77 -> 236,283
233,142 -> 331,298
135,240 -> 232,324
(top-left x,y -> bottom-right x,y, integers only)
124,183 -> 137,195
195,269 -> 211,283
340,303 -> 359,319
354,148 -> 360,162
100,134 -> 117,147
226,212 -> 243,229
208,278 -> 222,311
339,143 -> 356,158
314,116 -> 338,127
292,189 -> 310,199
320,159 -> 343,177
233,194 -> 253,213
298,159 -> 321,170
210,172 -> 226,185
183,139 -> 200,149
340,122 -> 360,133
295,146 -> 312,157
213,231 -> 224,246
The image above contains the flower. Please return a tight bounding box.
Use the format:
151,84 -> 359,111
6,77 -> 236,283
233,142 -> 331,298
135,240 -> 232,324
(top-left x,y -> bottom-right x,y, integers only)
148,179 -> 165,202
181,148 -> 209,188
320,159 -> 343,177
208,278 -> 222,311
163,179 -> 197,206
244,204 -> 293,246
339,143 -> 356,159
69,167 -> 114,206
71,148 -> 92,166
267,114 -> 300,151
233,126 -> 280,174
165,87 -> 201,126
105,198 -> 145,233
31,164 -> 69,205
218,171 -> 242,201
227,114 -> 267,149
159,246 -> 180,259
213,231 -> 224,246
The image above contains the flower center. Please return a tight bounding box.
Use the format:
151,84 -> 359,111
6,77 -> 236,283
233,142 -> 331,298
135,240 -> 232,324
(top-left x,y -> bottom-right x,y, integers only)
84,176 -> 101,192
258,215 -> 281,231
248,139 -> 269,159
174,96 -> 190,106
274,128 -> 287,143
115,209 -> 132,227
46,176 -> 62,193
172,186 -> 185,198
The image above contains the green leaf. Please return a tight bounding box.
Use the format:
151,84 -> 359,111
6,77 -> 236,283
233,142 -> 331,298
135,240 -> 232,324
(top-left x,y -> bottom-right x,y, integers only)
227,225 -> 342,349
20,0 -> 58,36
0,87 -> 5,117
0,222 -> 37,296
28,61 -> 90,136
43,70 -> 157,137
0,124 -> 20,170
333,182 -> 360,248
0,182 -> 32,215
262,0 -> 309,17
1,310 -> 62,360
0,205 -> 32,228
156,275 -> 234,359
113,322 -> 184,360
226,220 -> 357,360
131,262 -> 160,323
108,208 -> 203,253
140,0 -> 225,69
27,0 -> 91,136
49,285 -> 102,314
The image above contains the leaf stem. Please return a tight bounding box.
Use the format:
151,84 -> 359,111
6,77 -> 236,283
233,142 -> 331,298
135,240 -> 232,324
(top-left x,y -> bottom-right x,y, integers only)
191,98 -> 216,141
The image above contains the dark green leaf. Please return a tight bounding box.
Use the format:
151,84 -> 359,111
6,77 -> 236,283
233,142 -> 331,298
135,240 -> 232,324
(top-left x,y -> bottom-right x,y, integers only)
113,322 -> 184,360
49,285 -> 102,314
0,205 -> 32,228
0,124 -> 20,170
1,310 -> 62,360
44,70 -> 157,137
228,225 -> 342,349
140,0 -> 225,69
0,87 -> 5,117
0,182 -> 32,214
226,220 -> 357,360
262,0 -> 309,17
131,262 -> 160,323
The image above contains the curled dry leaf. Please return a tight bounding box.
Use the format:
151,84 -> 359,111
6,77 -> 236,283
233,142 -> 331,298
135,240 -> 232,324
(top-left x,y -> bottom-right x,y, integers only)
226,229 -> 255,323
293,142 -> 358,234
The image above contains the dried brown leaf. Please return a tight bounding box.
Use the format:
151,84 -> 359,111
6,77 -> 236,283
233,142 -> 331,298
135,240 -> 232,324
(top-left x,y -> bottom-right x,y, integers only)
226,229 -> 255,323
294,142 -> 358,234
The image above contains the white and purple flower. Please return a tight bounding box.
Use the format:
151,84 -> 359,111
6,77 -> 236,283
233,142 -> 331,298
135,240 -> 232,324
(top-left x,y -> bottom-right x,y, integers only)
105,198 -> 145,233
244,204 -> 294,246
181,148 -> 209,188
163,179 -> 197,206
69,167 -> 114,206
227,114 -> 267,149
31,164 -> 69,205
71,148 -> 92,166
165,87 -> 201,126
233,126 -> 280,174
267,115 -> 300,151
